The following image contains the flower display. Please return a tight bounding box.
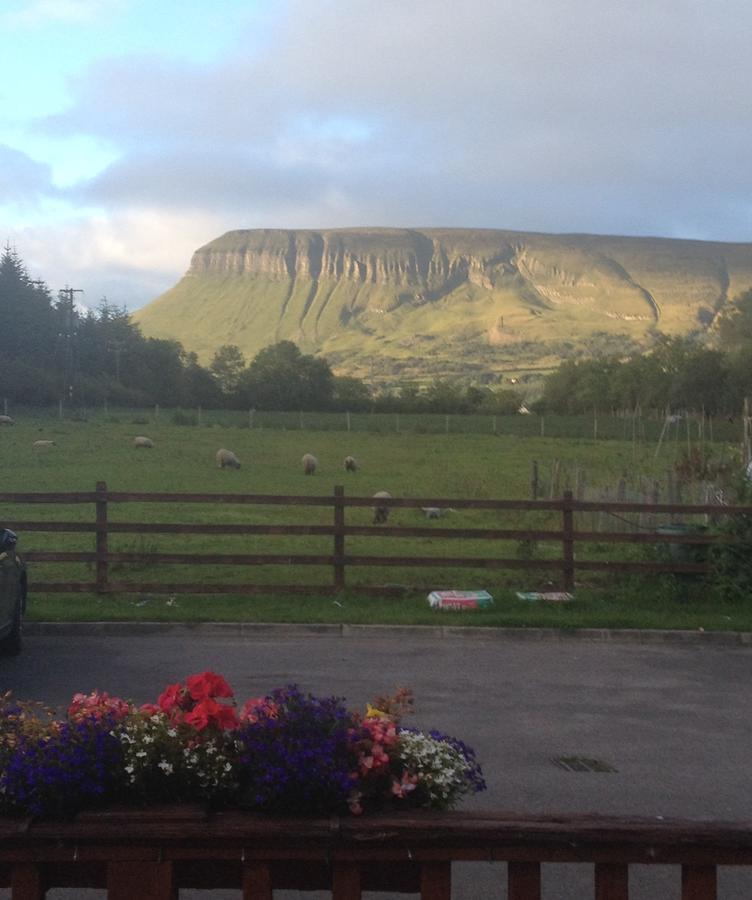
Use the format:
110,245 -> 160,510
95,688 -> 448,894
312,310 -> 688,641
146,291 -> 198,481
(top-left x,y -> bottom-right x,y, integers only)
0,674 -> 485,820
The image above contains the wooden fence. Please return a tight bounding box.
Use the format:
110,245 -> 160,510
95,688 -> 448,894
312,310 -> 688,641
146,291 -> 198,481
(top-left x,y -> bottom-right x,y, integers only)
1,808 -> 751,898
0,482 -> 748,596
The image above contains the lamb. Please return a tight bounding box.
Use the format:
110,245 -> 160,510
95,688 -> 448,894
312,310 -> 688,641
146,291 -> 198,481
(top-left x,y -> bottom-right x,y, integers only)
216,448 -> 241,469
133,436 -> 154,449
32,440 -> 55,448
422,507 -> 442,519
344,456 -> 357,472
372,491 -> 392,524
302,453 -> 318,475
0,415 -> 14,425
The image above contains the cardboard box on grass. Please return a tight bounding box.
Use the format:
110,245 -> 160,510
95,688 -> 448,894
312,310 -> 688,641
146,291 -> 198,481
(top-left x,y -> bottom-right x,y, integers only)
428,590 -> 494,611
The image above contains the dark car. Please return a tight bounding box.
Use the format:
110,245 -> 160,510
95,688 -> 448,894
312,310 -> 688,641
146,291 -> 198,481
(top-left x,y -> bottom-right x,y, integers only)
0,529 -> 26,655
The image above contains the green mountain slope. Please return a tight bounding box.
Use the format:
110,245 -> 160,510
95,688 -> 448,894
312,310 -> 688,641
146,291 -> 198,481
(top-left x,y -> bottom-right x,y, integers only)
133,228 -> 752,383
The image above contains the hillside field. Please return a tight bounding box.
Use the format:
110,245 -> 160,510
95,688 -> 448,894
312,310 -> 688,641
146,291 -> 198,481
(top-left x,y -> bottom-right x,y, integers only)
0,414 -> 745,630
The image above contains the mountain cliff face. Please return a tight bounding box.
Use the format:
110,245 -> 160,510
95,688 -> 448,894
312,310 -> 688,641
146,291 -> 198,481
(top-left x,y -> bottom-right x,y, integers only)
133,228 -> 752,383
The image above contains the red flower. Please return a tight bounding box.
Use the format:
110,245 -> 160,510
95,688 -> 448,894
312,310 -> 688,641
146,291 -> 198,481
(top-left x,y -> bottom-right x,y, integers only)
158,683 -> 186,714
184,698 -> 239,732
185,671 -> 234,701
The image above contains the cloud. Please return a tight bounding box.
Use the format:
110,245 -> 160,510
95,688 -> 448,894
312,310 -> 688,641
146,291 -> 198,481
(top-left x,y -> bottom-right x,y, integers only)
13,0 -> 752,306
0,145 -> 56,205
1,0 -> 125,27
13,208 -> 228,309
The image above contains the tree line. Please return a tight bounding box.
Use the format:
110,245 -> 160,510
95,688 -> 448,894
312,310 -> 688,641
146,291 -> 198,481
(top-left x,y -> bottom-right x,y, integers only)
537,292 -> 752,416
9,246 -> 747,416
0,248 -> 521,414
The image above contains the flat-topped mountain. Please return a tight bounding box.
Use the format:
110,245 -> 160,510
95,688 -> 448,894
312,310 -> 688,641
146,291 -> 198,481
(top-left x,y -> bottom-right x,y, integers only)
133,228 -> 752,383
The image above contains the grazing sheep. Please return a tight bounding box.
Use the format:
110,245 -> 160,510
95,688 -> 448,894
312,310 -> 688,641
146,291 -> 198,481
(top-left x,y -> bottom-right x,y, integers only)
216,448 -> 241,469
32,440 -> 55,448
133,436 -> 154,449
372,491 -> 392,524
302,453 -> 318,475
422,507 -> 442,519
0,415 -> 14,425
344,456 -> 357,472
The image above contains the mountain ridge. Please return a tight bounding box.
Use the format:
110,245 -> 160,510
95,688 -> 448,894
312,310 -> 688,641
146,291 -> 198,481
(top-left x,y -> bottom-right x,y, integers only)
133,227 -> 752,384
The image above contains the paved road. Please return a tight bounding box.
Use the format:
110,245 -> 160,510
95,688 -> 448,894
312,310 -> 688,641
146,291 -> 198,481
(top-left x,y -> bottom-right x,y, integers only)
2,626 -> 751,898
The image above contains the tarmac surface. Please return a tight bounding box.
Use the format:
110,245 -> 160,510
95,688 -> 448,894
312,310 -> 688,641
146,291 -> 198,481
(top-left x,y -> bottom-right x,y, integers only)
2,624 -> 752,898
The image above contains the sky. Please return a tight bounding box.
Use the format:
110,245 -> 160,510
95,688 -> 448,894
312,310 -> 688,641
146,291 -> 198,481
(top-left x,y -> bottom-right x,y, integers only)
2,0 -> 752,311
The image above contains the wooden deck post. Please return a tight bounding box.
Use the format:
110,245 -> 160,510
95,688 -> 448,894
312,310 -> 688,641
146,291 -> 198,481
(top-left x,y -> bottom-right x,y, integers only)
332,860 -> 361,899
243,861 -> 273,899
11,863 -> 45,900
107,860 -> 176,899
421,861 -> 451,899
508,861 -> 541,899
95,480 -> 109,594
595,863 -> 629,899
682,864 -> 717,900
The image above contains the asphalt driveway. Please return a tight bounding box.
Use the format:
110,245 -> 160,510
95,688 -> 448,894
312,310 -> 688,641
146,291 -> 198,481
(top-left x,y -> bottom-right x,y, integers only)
2,625 -> 751,898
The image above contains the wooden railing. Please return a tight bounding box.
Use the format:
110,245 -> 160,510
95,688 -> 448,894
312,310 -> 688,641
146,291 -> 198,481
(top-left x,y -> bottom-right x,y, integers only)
0,482 -> 747,596
1,808 -> 751,898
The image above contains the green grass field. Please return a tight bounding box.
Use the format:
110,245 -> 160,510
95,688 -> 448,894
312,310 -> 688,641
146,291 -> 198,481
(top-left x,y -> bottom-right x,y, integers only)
0,412 -> 747,630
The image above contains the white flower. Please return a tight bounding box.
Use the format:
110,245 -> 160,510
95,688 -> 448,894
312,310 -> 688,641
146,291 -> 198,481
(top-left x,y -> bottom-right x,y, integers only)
158,760 -> 174,774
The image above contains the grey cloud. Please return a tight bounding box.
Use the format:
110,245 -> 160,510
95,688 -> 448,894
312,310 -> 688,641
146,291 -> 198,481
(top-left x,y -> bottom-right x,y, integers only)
34,0 -> 752,241
0,145 -> 55,205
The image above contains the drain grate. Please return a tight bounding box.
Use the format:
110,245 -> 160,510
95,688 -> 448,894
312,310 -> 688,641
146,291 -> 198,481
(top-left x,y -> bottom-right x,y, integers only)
552,756 -> 617,773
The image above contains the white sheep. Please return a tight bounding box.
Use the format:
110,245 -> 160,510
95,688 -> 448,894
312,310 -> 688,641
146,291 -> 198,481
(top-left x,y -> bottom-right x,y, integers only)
32,440 -> 55,448
372,490 -> 392,524
216,448 -> 241,469
0,415 -> 14,425
422,507 -> 442,519
302,453 -> 318,475
344,456 -> 357,472
133,436 -> 154,449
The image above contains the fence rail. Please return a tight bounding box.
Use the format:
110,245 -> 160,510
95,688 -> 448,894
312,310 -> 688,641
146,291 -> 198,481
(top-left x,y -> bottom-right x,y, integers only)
1,482 -> 748,596
1,808 -> 750,898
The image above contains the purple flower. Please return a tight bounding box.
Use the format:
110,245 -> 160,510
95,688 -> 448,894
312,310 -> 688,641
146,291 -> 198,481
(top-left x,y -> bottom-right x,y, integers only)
234,685 -> 359,815
0,714 -> 124,818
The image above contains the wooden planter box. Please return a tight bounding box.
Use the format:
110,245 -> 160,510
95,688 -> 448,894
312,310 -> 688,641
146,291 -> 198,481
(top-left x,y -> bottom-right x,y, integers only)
3,807 -> 752,898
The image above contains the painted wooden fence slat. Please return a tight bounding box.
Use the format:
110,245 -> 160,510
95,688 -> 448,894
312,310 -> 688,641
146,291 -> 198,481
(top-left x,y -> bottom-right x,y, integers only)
595,863 -> 629,899
681,865 -> 717,900
508,861 -> 541,900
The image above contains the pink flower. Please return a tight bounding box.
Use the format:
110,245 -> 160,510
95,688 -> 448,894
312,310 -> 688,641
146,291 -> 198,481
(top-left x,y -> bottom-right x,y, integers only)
390,772 -> 419,799
67,691 -> 131,722
239,697 -> 278,723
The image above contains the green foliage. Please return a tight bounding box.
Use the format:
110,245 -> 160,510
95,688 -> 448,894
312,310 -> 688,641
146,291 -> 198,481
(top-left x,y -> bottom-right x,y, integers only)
710,478 -> 752,603
540,325 -> 752,415
209,345 -> 246,396
236,341 -> 335,410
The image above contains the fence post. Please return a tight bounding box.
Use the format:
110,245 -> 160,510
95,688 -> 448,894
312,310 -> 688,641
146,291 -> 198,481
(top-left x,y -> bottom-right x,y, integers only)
95,480 -> 109,594
562,489 -> 575,592
333,485 -> 346,593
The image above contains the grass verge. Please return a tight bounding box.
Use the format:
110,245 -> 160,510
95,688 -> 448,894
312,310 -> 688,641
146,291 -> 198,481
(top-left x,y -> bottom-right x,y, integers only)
26,576 -> 751,632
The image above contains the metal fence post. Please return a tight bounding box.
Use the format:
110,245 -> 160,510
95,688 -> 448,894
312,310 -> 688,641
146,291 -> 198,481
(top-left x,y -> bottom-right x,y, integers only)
95,480 -> 109,594
333,485 -> 346,592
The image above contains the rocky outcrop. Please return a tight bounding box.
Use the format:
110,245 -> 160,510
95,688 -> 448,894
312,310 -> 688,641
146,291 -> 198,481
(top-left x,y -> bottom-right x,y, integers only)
134,228 -> 752,383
